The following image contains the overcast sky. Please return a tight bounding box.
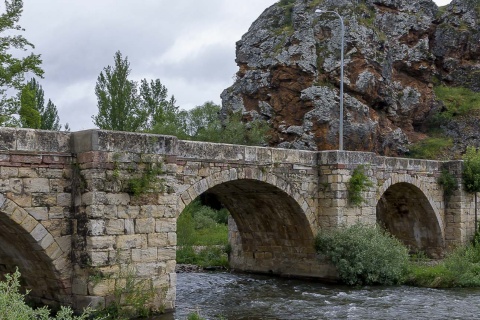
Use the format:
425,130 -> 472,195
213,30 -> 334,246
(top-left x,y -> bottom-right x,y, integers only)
18,0 -> 451,131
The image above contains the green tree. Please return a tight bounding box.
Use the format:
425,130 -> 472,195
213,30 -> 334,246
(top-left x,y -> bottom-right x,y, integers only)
0,0 -> 43,126
140,78 -> 187,137
93,50 -> 144,132
18,83 -> 40,128
19,78 -> 61,130
187,101 -> 222,139
463,146 -> 480,232
185,102 -> 270,146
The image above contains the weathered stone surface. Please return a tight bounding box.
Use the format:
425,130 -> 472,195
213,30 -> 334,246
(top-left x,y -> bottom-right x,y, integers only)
221,0 -> 480,156
0,128 -> 476,314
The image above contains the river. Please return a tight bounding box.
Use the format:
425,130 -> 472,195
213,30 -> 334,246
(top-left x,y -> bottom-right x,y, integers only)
152,272 -> 480,320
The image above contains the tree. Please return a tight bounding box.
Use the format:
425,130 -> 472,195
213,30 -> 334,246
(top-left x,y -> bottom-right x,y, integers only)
140,78 -> 185,136
18,78 -> 61,130
182,101 -> 270,146
18,83 -> 40,128
0,0 -> 43,126
187,101 -> 222,139
93,51 -> 143,132
463,146 -> 480,232
42,99 -> 61,130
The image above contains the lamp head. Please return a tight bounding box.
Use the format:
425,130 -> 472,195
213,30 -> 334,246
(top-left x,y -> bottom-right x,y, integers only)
315,8 -> 323,15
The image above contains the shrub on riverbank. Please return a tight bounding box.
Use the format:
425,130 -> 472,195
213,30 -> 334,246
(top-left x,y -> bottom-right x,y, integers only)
0,269 -> 95,320
315,224 -> 409,286
407,243 -> 480,287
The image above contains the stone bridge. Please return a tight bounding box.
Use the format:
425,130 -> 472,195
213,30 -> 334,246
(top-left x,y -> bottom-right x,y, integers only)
0,128 -> 476,312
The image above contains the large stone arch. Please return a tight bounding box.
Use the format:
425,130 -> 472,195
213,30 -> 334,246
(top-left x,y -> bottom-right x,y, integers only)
177,167 -> 320,277
376,176 -> 445,258
0,194 -> 72,307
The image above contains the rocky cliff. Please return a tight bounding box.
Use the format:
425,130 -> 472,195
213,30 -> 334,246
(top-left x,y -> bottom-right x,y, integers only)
221,0 -> 480,157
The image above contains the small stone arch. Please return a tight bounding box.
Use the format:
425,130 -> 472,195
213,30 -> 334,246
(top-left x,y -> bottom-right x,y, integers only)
0,193 -> 72,306
376,176 -> 445,258
176,167 -> 319,277
177,167 -> 316,231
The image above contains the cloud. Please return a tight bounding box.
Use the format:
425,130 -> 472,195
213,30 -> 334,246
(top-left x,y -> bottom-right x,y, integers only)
17,0 -> 449,131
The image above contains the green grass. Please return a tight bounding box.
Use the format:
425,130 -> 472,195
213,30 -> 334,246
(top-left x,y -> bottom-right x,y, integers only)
406,243 -> 480,288
177,199 -> 230,268
434,85 -> 480,120
407,136 -> 453,160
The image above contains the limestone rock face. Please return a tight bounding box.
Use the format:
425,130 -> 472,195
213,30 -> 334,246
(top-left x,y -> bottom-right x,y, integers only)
221,0 -> 480,156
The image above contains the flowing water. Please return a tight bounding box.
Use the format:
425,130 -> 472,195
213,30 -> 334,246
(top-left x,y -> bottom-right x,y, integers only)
154,272 -> 480,320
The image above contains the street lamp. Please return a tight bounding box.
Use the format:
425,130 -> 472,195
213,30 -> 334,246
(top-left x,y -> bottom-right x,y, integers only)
315,8 -> 345,151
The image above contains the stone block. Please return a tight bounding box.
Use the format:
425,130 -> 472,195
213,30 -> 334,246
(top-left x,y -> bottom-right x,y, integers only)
148,233 -> 168,247
89,251 -> 109,267
106,193 -> 130,205
39,233 -> 55,250
45,242 -> 63,260
106,219 -> 125,235
135,218 -> 155,234
48,207 -> 66,219
23,178 -> 50,193
18,168 -> 38,178
117,205 -> 140,219
157,247 -> 176,260
11,207 -> 28,224
27,207 -> 48,220
132,248 -> 158,263
88,278 -> 115,296
8,193 -> 32,207
167,233 -> 177,246
56,193 -> 72,207
72,277 -> 88,295
88,220 -> 106,236
30,222 -> 48,241
124,219 -> 135,234
116,234 -> 147,249
87,236 -> 116,250
155,219 -> 176,233
20,214 -> 38,233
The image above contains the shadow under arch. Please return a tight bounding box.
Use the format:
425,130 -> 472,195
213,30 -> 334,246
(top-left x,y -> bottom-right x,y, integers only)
0,194 -> 72,307
178,168 -> 320,277
376,179 -> 445,258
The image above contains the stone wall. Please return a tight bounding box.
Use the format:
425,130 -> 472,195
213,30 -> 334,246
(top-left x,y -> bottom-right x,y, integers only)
0,127 -> 476,313
0,128 -> 73,307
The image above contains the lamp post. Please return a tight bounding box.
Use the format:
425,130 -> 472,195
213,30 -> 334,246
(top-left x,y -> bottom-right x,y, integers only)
315,9 -> 344,151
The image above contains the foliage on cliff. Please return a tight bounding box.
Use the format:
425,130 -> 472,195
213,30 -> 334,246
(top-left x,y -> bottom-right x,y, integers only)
221,0 -> 480,158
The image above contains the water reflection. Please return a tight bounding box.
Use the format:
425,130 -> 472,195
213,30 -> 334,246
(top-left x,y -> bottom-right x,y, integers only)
154,272 -> 480,320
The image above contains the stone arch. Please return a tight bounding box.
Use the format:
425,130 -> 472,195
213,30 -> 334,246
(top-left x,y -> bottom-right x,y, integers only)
0,193 -> 72,307
177,167 -> 319,277
376,176 -> 445,258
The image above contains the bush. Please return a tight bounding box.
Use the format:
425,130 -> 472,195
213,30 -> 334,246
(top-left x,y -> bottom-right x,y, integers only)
0,269 -> 95,320
315,224 -> 409,286
347,165 -> 373,206
438,169 -> 458,198
407,244 -> 480,288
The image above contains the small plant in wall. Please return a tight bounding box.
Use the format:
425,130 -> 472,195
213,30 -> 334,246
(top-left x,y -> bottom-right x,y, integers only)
438,169 -> 458,200
126,161 -> 165,197
347,165 -> 373,206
